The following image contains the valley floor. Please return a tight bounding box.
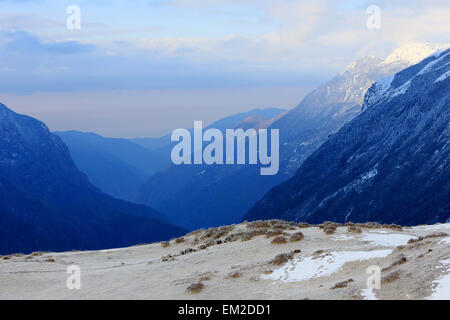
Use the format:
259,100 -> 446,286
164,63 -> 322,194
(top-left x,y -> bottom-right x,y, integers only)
1,221 -> 449,300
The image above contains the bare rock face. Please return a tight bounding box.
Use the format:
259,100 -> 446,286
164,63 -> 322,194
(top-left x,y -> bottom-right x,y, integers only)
246,49 -> 450,225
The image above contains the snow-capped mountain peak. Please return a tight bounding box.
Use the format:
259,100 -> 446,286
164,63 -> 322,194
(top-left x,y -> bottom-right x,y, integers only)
363,48 -> 450,110
384,42 -> 439,65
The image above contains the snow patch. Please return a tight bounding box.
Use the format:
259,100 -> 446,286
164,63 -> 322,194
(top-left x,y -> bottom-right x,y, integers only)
262,250 -> 392,283
364,75 -> 394,106
332,234 -> 354,241
361,288 -> 378,300
428,259 -> 450,300
360,168 -> 378,182
434,70 -> 450,83
439,237 -> 450,244
100,248 -> 123,253
417,51 -> 450,76
361,233 -> 417,247
384,43 -> 438,65
389,80 -> 411,99
412,223 -> 450,231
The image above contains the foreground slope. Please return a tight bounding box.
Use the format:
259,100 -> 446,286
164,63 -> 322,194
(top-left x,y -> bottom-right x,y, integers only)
0,103 -> 185,255
245,49 -> 450,225
1,221 -> 449,299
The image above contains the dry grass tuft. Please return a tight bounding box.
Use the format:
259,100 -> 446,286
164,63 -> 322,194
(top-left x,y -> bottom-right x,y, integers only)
417,249 -> 433,259
360,222 -> 382,229
330,279 -> 354,290
345,222 -> 355,227
162,255 -> 175,262
201,225 -> 236,241
297,222 -> 311,228
30,252 -> 44,257
227,271 -> 242,279
387,224 -> 403,231
180,248 -> 197,255
272,223 -> 289,230
313,250 -> 324,256
174,237 -> 185,244
199,276 -> 211,281
381,270 -> 401,284
247,221 -> 271,229
241,228 -> 268,242
271,253 -> 294,265
323,225 -> 337,235
265,230 -> 284,238
319,221 -> 341,229
185,229 -> 204,237
271,236 -> 288,244
382,255 -> 407,272
267,220 -> 285,226
45,258 -> 55,263
290,232 -> 304,242
161,241 -> 171,248
347,226 -> 362,234
186,282 -> 204,294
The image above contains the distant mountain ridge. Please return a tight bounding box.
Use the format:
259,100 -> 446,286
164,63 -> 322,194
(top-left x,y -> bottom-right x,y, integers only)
0,103 -> 185,255
245,49 -> 450,225
56,108 -> 285,202
55,130 -> 168,201
135,46 -> 422,230
130,107 -> 285,150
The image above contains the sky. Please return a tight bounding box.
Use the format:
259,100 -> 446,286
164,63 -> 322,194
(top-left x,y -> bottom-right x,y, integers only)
0,0 -> 449,137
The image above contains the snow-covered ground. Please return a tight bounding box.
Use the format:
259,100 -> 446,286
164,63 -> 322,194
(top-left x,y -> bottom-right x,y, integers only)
263,250 -> 392,282
429,259 -> 450,300
0,222 -> 449,300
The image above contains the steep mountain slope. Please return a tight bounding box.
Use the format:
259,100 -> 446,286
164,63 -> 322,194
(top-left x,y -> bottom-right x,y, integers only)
0,103 -> 185,255
136,47 -> 423,230
245,49 -> 450,225
55,131 -> 165,201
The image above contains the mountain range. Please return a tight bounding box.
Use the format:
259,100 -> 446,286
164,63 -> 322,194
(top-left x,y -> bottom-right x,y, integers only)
245,49 -> 450,225
0,103 -> 185,255
56,108 -> 285,202
2,44 -> 447,256
135,45 -> 430,230
55,131 -> 168,201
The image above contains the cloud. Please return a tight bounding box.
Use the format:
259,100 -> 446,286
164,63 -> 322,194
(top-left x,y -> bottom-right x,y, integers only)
0,0 -> 448,94
0,29 -> 326,93
3,30 -> 94,54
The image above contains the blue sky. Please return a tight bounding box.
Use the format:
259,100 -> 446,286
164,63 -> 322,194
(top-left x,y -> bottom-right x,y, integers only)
0,0 -> 449,136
